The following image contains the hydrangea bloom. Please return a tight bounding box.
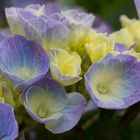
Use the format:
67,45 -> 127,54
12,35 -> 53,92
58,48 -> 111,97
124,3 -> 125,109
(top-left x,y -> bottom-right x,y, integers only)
24,77 -> 86,134
85,54 -> 140,109
49,48 -> 82,86
5,5 -> 70,51
0,35 -> 49,85
0,103 -> 18,140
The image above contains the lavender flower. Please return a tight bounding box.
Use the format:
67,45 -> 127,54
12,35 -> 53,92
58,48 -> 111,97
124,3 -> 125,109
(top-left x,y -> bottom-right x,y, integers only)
24,77 -> 87,134
0,35 -> 49,85
85,54 -> 140,109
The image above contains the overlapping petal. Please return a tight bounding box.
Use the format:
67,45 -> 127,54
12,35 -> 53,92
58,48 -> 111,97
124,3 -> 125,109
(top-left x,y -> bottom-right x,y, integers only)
0,103 -> 18,140
24,77 -> 87,134
0,28 -> 11,42
19,16 -> 70,51
86,33 -> 114,62
0,35 -> 49,85
49,48 -> 82,86
5,4 -> 46,35
5,7 -> 25,35
62,10 -> 95,54
110,28 -> 134,48
85,54 -> 140,109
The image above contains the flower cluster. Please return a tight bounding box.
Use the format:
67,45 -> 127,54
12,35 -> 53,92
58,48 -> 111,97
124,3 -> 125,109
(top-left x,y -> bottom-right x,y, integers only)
0,1 -> 140,139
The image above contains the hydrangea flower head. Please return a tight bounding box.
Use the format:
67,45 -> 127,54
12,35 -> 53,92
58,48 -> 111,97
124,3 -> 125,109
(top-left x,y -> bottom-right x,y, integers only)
24,77 -> 86,133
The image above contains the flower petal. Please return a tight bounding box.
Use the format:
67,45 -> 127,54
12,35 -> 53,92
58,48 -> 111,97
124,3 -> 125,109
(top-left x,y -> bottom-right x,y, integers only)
134,0 -> 140,19
45,92 -> 87,134
5,7 -> 25,35
0,103 -> 18,140
24,77 -> 67,123
0,35 -> 49,84
49,48 -> 82,86
85,54 -> 140,109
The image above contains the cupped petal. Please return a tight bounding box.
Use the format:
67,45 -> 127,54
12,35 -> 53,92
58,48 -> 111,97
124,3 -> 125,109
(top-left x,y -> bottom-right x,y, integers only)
0,103 -> 18,140
0,28 -> 11,42
19,14 -> 70,51
0,35 -> 49,85
49,48 -> 82,86
62,9 -> 95,27
45,92 -> 87,134
85,54 -> 140,109
5,7 -> 25,35
86,33 -> 114,62
114,43 -> 127,53
24,77 -> 67,123
110,28 -> 134,48
9,0 -> 47,7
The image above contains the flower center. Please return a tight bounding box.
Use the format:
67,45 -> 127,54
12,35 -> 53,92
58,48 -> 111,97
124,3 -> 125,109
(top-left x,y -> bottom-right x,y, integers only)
37,105 -> 47,118
97,83 -> 109,94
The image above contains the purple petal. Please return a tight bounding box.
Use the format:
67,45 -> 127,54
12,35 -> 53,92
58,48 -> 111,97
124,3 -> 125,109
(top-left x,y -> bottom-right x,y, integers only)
0,35 -> 49,85
134,0 -> 140,19
114,43 -> 127,53
9,0 -> 47,7
23,77 -> 86,133
85,54 -> 140,109
62,9 -> 95,27
0,103 -> 18,140
19,15 -> 70,51
5,7 -> 25,35
45,92 -> 87,134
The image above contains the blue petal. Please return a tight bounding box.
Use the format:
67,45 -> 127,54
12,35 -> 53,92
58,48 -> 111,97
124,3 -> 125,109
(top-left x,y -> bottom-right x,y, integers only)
0,103 -> 18,140
45,92 -> 87,134
0,35 -> 49,85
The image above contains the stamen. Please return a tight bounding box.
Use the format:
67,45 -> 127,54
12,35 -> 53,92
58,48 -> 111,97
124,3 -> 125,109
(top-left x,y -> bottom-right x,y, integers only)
97,83 -> 109,94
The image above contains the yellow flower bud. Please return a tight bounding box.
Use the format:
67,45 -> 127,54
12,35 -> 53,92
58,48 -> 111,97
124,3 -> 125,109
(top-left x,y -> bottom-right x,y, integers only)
86,33 -> 114,62
110,28 -> 134,47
